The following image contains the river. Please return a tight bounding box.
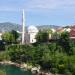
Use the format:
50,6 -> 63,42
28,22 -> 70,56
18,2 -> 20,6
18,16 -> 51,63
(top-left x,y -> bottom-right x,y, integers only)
0,64 -> 36,75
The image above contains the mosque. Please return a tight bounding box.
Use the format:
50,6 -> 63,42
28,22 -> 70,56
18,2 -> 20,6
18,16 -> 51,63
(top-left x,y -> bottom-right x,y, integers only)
23,25 -> 38,44
0,10 -> 39,44
21,10 -> 39,44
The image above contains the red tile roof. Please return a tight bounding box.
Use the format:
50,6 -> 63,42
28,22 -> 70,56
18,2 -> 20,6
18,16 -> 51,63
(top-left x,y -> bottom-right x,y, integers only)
69,26 -> 75,30
56,28 -> 64,33
69,30 -> 75,37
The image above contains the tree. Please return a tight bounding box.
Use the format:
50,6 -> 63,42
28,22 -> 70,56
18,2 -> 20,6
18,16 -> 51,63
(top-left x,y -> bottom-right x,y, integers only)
2,30 -> 20,44
58,32 -> 72,55
52,32 -> 60,40
2,32 -> 14,44
11,30 -> 20,43
36,31 -> 49,43
46,29 -> 53,40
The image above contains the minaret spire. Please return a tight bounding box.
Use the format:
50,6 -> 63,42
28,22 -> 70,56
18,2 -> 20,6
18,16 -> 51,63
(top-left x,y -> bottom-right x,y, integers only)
22,9 -> 25,44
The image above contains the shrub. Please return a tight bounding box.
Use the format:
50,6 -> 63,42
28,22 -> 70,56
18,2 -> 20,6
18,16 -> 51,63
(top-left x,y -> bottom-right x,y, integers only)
0,70 -> 6,75
0,51 -> 10,61
50,68 -> 58,74
64,69 -> 72,75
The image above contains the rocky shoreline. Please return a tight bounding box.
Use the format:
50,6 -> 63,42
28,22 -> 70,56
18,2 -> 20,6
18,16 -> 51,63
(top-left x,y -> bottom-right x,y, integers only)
0,61 -> 52,75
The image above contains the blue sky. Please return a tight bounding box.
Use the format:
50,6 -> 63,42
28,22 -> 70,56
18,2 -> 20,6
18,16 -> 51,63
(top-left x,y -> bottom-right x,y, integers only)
0,0 -> 75,26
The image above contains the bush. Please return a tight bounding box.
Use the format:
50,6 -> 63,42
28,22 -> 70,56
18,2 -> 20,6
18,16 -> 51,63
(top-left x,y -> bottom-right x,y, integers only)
50,68 -> 58,74
0,70 -> 6,75
4,43 -> 75,75
5,44 -> 35,63
64,69 -> 72,75
0,40 -> 5,50
0,51 -> 10,61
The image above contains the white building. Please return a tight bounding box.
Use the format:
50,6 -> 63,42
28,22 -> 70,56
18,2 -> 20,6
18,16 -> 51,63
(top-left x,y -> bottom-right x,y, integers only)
24,26 -> 38,44
21,10 -> 39,44
0,33 -> 2,40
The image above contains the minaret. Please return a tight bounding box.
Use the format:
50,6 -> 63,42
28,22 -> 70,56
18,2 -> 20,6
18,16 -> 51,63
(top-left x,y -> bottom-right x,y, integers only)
22,9 -> 25,44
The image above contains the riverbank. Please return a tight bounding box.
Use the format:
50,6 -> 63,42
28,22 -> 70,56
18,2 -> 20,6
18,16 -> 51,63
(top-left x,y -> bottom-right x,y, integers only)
0,61 -> 52,75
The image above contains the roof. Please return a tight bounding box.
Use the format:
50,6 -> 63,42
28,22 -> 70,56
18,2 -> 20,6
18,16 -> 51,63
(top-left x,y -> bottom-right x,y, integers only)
28,26 -> 38,33
56,28 -> 64,33
68,26 -> 75,30
69,30 -> 75,37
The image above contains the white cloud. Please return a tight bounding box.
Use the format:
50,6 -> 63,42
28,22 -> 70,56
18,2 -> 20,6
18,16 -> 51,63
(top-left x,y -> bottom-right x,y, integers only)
24,0 -> 75,9
0,0 -> 75,12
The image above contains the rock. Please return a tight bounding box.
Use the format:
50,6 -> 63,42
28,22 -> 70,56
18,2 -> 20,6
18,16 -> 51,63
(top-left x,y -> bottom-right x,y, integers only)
31,67 -> 40,74
22,63 -> 27,68
27,65 -> 32,70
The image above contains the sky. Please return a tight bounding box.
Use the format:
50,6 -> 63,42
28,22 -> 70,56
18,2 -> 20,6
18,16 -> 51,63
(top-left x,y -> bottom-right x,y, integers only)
0,0 -> 75,26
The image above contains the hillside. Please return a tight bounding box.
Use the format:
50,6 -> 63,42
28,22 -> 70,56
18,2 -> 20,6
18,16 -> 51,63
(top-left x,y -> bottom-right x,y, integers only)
0,22 -> 21,32
0,22 -> 61,32
37,25 -> 61,30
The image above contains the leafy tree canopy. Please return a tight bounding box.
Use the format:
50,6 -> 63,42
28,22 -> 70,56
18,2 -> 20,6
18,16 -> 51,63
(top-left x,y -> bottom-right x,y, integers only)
36,31 -> 49,43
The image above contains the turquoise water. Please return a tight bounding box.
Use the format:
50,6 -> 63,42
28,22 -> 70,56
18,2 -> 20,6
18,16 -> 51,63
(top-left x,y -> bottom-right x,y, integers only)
0,64 -> 36,75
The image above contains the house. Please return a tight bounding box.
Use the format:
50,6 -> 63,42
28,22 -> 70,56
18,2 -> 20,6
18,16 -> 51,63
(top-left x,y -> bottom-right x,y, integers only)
57,26 -> 75,39
69,30 -> 75,39
0,32 -> 2,40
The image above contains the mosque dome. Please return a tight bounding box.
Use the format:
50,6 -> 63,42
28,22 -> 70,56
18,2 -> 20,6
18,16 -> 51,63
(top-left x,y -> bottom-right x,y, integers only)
28,25 -> 38,33
51,28 -> 56,33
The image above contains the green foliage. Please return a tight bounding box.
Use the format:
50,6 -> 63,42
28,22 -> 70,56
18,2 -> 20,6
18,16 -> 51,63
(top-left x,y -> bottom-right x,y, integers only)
1,39 -> 75,75
0,40 -> 5,50
58,32 -> 73,55
5,42 -> 75,73
50,68 -> 58,74
11,30 -> 20,43
2,30 -> 20,44
36,31 -> 49,43
0,51 -> 10,61
64,69 -> 72,75
6,44 -> 35,63
0,70 -> 6,75
2,32 -> 14,44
